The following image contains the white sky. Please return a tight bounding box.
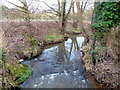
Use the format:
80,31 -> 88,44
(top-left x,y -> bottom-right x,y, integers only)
1,0 -> 117,8
1,0 -> 57,8
1,0 -> 95,12
1,0 -> 95,7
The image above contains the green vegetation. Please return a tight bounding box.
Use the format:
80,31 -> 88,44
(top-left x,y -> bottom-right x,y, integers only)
0,48 -> 32,88
92,2 -> 120,40
72,29 -> 81,33
47,35 -> 57,40
82,28 -> 87,32
90,2 -> 120,66
0,48 -> 6,68
30,37 -> 41,46
1,0 -> 119,88
0,48 -> 6,60
8,63 -> 32,84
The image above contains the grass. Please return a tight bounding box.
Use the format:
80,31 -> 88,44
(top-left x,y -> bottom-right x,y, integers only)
69,29 -> 81,34
46,35 -> 57,40
30,37 -> 41,46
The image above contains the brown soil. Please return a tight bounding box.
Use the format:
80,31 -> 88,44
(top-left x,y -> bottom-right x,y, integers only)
1,20 -> 90,61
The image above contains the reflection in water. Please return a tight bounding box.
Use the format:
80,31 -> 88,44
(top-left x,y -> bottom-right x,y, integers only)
20,36 -> 99,88
47,37 -> 84,62
36,37 -> 84,63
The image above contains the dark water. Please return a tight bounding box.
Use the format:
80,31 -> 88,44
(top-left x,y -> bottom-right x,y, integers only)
20,36 -> 99,88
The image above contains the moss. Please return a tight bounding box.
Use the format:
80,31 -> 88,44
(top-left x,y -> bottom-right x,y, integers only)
45,35 -> 65,42
66,29 -> 81,35
46,35 -> 57,40
82,28 -> 87,32
72,29 -> 80,33
8,63 -> 32,84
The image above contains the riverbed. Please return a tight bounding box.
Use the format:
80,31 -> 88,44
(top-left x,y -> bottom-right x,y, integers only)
20,36 -> 100,88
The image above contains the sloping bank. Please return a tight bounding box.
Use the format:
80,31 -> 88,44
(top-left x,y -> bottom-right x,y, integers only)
1,34 -> 67,89
82,27 -> 119,88
82,2 -> 119,88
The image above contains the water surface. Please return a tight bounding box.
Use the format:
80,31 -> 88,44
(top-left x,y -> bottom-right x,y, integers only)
20,36 -> 99,88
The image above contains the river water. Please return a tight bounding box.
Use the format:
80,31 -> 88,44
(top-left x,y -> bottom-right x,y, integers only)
20,36 -> 100,88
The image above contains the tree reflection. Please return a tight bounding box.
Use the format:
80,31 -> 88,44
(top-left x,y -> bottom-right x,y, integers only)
57,41 -> 69,62
69,37 -> 80,58
57,37 -> 81,62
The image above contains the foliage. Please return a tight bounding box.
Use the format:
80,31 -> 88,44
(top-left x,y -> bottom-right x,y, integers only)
92,2 -> 120,40
0,48 -> 32,87
82,28 -> 87,32
8,63 -> 32,84
47,35 -> 57,40
92,49 -> 98,55
0,48 -> 6,60
0,48 -> 7,68
91,49 -> 98,65
30,37 -> 41,46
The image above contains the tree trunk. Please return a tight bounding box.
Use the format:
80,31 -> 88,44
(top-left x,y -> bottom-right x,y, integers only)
72,2 -> 79,29
60,0 -> 66,35
25,12 -> 32,38
57,0 -> 61,27
76,1 -> 89,42
76,1 -> 84,30
59,0 -> 73,35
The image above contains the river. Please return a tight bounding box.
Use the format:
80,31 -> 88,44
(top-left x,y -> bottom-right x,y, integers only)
20,36 -> 100,88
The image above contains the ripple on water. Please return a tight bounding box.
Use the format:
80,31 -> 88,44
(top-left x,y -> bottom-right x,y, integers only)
20,37 -> 100,88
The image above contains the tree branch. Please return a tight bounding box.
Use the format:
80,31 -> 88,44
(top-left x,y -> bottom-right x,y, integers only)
64,1 -> 74,21
6,0 -> 26,10
41,1 -> 61,16
81,1 -> 84,12
82,1 -> 87,12
57,0 -> 61,15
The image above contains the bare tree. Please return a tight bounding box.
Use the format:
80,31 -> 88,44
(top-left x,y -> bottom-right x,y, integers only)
57,0 -> 61,23
42,0 -> 74,35
76,0 -> 89,42
72,1 -> 78,29
60,0 -> 74,35
6,0 -> 32,37
76,0 -> 87,30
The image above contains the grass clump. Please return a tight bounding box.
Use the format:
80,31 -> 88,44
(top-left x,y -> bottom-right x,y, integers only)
30,37 -> 41,46
47,35 -> 57,40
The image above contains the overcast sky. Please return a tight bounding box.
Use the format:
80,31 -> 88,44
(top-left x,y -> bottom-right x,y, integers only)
2,0 -> 56,7
1,0 -> 95,13
1,0 -> 117,8
1,0 -> 59,12
1,0 -> 95,8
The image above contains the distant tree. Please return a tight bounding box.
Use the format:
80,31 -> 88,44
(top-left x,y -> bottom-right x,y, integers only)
42,0 -> 74,35
1,5 -> 9,18
76,0 -> 87,30
1,6 -> 24,19
76,0 -> 89,42
6,0 -> 32,37
71,1 -> 79,29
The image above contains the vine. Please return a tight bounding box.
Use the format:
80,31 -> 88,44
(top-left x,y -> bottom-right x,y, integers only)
92,2 -> 120,40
